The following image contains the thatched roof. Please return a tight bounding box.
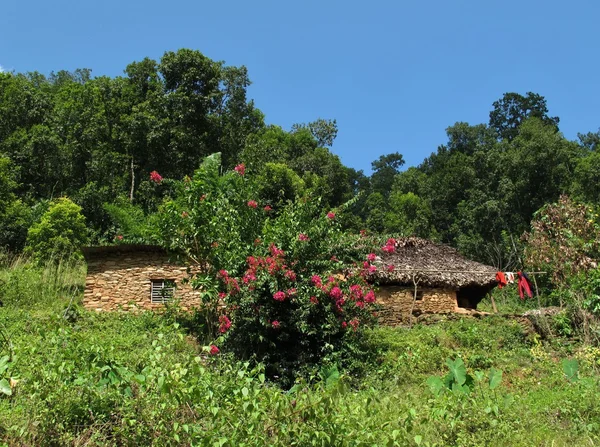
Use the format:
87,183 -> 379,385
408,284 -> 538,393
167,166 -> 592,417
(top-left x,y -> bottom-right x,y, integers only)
368,237 -> 497,289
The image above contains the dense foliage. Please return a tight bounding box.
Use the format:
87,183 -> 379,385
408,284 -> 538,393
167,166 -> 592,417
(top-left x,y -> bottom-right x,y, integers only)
2,52 -> 600,274
157,154 -> 377,383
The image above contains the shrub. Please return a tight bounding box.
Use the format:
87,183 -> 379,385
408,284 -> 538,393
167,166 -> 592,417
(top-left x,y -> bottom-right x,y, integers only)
24,198 -> 88,264
159,153 -> 376,383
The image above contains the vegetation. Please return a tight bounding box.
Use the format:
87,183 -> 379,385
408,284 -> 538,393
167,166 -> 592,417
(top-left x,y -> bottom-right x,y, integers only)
1,261 -> 600,445
2,48 -> 600,445
1,50 -> 599,270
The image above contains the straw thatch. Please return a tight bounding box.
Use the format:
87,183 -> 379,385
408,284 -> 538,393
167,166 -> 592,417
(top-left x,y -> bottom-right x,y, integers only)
368,237 -> 497,289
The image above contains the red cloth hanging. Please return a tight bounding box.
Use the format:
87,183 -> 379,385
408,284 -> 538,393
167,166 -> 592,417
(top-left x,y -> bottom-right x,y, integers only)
517,271 -> 533,299
496,271 -> 508,289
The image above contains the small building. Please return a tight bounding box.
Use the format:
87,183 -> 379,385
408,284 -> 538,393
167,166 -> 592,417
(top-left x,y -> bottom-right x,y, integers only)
369,237 -> 497,324
82,245 -> 202,312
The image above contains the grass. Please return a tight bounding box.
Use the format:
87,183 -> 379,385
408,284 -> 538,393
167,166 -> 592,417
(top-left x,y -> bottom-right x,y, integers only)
0,259 -> 599,446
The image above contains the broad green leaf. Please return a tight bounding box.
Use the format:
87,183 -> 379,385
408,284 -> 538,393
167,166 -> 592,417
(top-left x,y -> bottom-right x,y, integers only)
0,379 -> 11,396
562,359 -> 579,382
426,376 -> 444,396
474,370 -> 485,382
488,368 -> 503,390
446,358 -> 466,386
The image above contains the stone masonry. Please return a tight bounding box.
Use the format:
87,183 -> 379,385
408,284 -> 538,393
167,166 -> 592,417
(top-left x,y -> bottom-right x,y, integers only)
83,250 -> 202,312
375,286 -> 458,325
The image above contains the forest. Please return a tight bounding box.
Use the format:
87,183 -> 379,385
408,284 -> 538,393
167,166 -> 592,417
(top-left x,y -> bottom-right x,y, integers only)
1,49 -> 600,445
1,48 -> 599,267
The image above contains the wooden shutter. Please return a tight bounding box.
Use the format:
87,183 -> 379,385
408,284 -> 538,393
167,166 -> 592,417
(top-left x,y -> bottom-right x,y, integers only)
151,279 -> 175,304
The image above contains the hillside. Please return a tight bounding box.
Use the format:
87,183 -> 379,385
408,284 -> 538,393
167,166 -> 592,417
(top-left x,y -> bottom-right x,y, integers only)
1,260 -> 599,446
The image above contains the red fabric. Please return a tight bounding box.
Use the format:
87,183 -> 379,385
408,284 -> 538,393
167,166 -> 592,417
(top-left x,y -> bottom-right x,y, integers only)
496,271 -> 508,289
517,271 -> 533,299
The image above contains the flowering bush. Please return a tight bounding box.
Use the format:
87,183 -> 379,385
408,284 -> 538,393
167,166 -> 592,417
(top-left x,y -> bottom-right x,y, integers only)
158,153 -> 376,382
149,170 -> 163,183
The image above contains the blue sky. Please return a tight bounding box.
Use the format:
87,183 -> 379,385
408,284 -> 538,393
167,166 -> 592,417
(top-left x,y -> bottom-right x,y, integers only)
2,0 -> 598,172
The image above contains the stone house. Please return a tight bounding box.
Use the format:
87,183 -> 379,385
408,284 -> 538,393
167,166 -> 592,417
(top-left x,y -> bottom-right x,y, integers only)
82,245 -> 202,312
368,237 -> 497,325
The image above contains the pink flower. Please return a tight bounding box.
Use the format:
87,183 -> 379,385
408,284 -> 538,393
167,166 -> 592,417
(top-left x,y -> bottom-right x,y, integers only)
247,200 -> 258,208
218,270 -> 229,279
349,318 -> 360,331
382,238 -> 397,253
149,171 -> 163,183
264,205 -> 272,212
329,286 -> 343,300
368,265 -> 377,274
365,290 -> 376,303
298,233 -> 309,241
209,345 -> 220,355
355,301 -> 365,309
228,278 -> 240,295
234,163 -> 246,176
286,288 -> 297,296
273,291 -> 286,302
115,235 -> 123,241
269,244 -> 285,257
326,212 -> 336,219
360,229 -> 367,237
367,253 -> 376,262
272,320 -> 280,329
310,296 -> 319,304
285,270 -> 297,281
218,292 -> 227,300
342,321 -> 347,329
219,315 -> 232,333
350,284 -> 363,300
387,265 -> 395,272
311,275 -> 322,287
243,272 -> 257,284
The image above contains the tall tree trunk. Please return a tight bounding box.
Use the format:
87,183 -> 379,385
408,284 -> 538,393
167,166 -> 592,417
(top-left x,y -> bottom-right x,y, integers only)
129,156 -> 135,202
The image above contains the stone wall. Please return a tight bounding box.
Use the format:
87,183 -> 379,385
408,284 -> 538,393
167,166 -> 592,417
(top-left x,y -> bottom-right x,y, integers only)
83,251 -> 202,312
376,286 -> 457,325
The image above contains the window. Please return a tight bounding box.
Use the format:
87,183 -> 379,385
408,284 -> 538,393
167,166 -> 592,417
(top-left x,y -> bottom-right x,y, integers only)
151,279 -> 176,304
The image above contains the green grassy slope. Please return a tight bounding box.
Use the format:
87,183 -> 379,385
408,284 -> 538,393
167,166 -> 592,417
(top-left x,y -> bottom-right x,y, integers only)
0,260 -> 599,446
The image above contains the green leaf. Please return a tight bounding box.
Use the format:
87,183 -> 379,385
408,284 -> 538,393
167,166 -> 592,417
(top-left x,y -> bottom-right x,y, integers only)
0,379 -> 12,396
488,368 -> 503,390
562,358 -> 579,382
414,434 -> 423,445
474,370 -> 485,382
446,358 -> 467,386
426,376 -> 444,396
0,356 -> 9,375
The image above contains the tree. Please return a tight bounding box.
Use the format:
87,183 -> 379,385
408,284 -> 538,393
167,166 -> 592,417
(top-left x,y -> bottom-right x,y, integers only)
370,152 -> 405,196
0,157 -> 31,251
24,198 -> 88,264
577,129 -> 600,151
489,92 -> 559,141
524,195 -> 600,286
385,192 -> 436,238
255,163 -> 305,208
291,118 -> 338,147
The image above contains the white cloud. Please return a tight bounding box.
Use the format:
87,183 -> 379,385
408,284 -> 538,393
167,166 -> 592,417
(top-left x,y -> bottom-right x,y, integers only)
0,65 -> 4,73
